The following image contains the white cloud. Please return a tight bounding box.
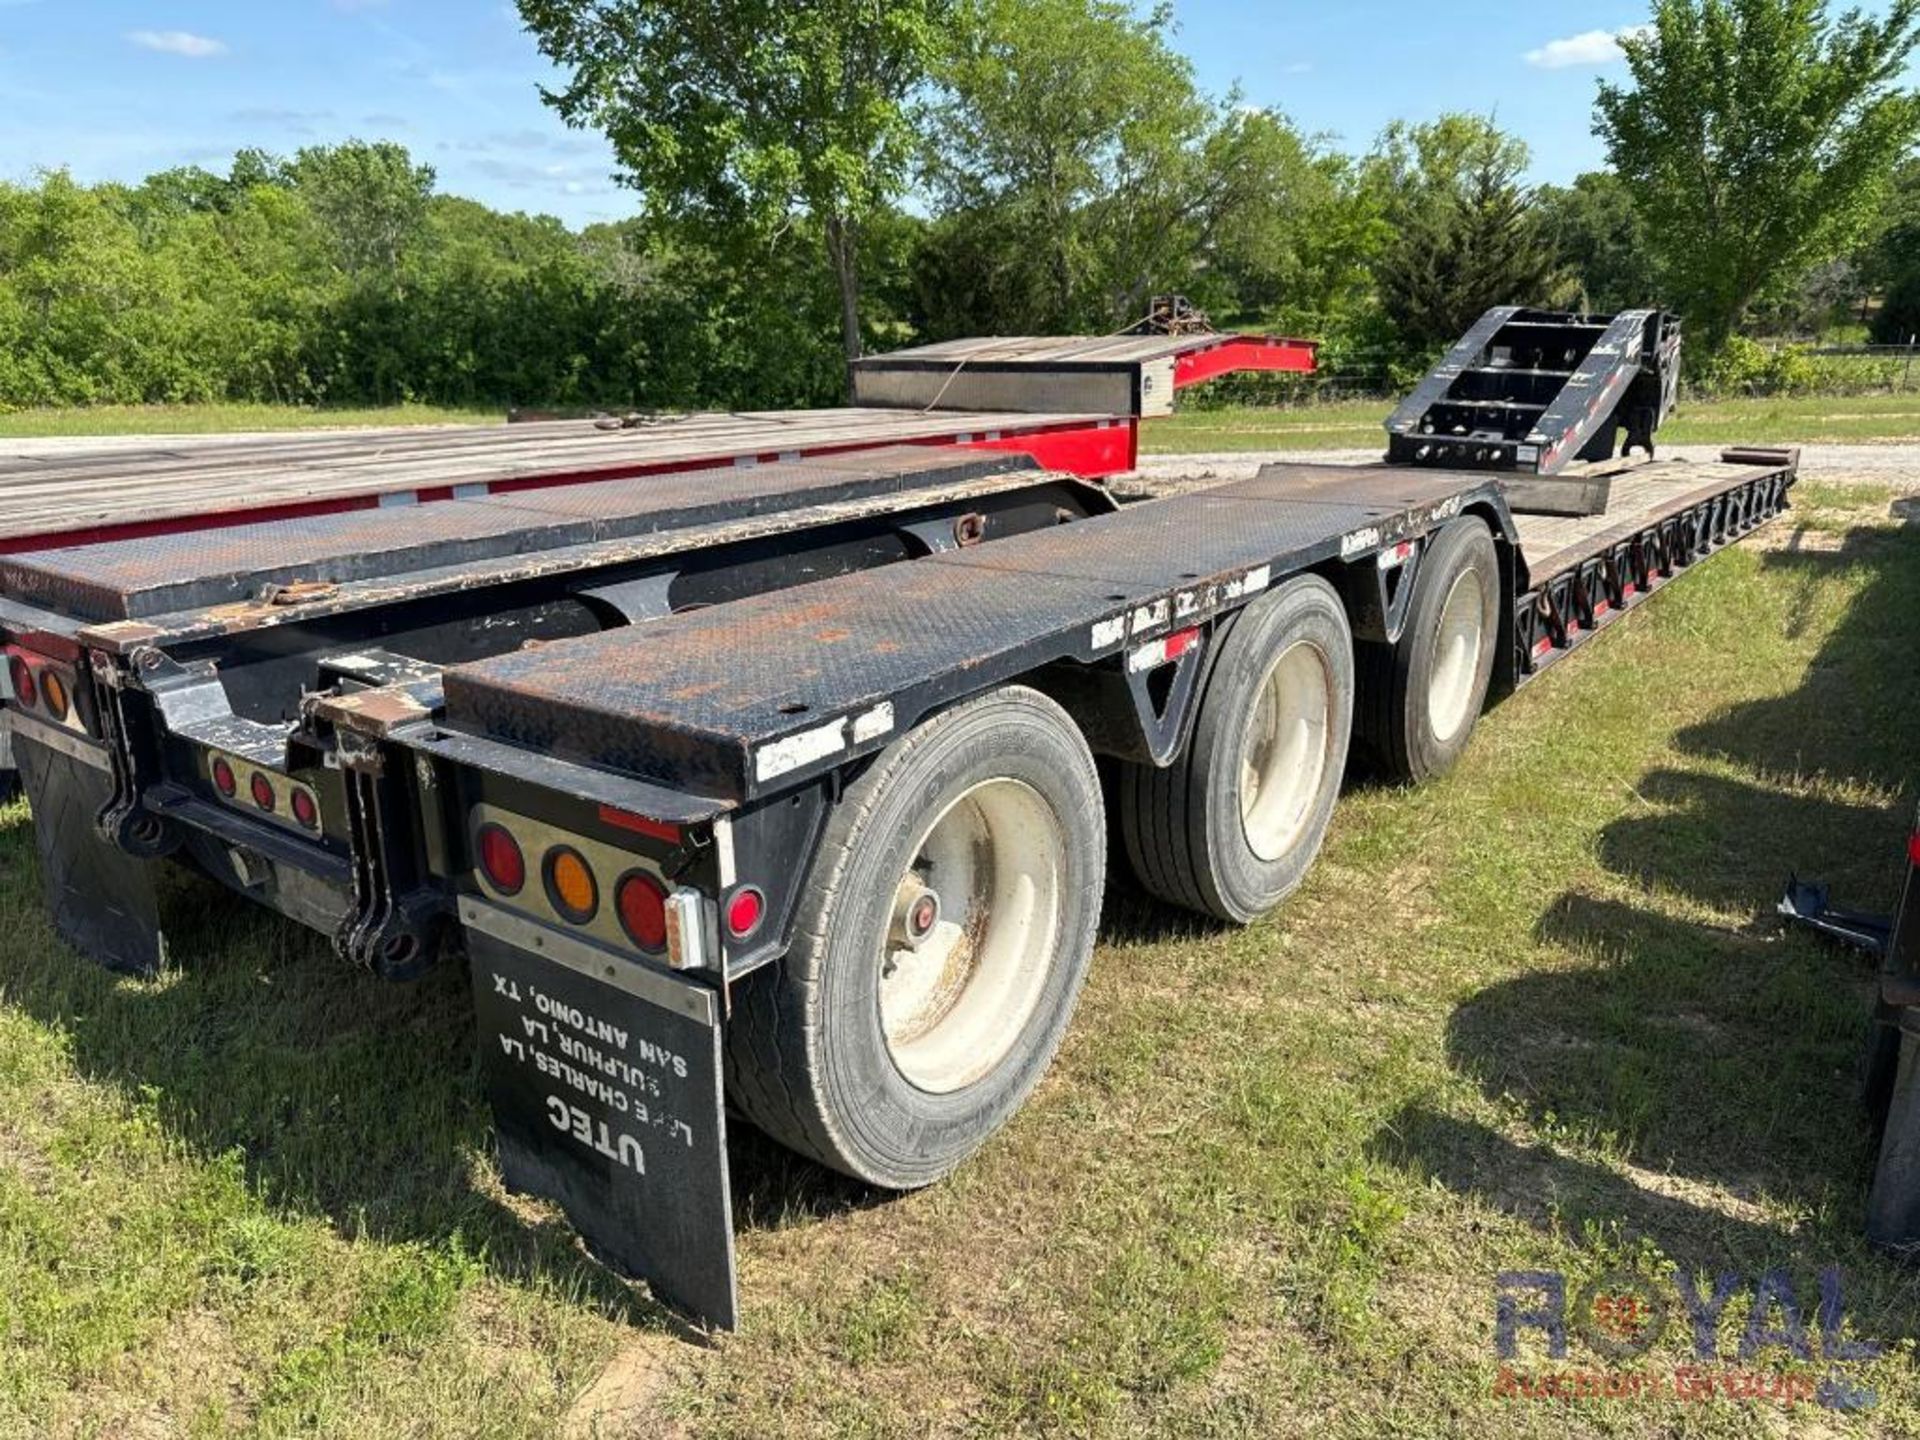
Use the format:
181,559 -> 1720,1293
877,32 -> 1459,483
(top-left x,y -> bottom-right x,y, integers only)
1284,61 -> 1313,75
125,29 -> 228,58
1524,25 -> 1650,70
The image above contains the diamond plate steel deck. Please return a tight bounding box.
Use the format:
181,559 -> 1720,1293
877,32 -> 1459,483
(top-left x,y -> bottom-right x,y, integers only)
440,464 -> 1506,800
0,448 -> 1038,622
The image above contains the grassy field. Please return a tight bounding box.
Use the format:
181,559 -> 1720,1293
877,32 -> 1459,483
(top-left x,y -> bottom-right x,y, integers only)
4,479 -> 1920,1435
1145,391 -> 1920,454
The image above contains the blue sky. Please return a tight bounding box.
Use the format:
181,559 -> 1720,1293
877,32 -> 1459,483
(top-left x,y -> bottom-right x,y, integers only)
0,3 -> 1911,229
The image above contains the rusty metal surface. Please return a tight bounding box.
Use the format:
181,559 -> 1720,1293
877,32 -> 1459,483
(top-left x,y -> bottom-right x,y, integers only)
0,448 -> 1040,623
1510,457 -> 1790,584
442,559 -> 1117,797
439,465 -> 1507,799
1233,461 -> 1514,509
68,471 -> 1102,656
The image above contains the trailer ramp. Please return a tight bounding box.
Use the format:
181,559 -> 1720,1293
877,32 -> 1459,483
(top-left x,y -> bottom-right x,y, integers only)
1386,308 -> 1682,505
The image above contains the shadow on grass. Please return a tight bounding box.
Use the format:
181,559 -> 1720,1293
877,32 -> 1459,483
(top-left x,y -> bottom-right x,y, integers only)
0,807 -> 883,1336
1374,516 -> 1920,1326
1367,1104 -> 1920,1350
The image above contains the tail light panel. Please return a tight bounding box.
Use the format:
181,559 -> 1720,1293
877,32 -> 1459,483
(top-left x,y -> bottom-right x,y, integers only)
469,802 -> 690,964
4,644 -> 95,740
202,750 -> 325,835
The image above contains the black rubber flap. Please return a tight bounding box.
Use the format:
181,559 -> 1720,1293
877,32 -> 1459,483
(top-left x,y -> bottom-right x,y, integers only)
469,923 -> 737,1329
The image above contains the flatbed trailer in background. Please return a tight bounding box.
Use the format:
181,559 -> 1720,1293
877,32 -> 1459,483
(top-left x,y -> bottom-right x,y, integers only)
0,407 -> 1132,557
851,330 -> 1317,417
0,309 -> 1803,1329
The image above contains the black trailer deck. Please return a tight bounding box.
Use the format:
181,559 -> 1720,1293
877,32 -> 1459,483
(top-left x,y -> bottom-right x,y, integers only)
0,447 -> 1056,626
441,462 -> 1507,803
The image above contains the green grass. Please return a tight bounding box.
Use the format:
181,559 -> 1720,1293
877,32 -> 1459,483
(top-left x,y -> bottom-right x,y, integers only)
1147,391 -> 1920,454
5,482 -> 1920,1435
0,402 -> 497,438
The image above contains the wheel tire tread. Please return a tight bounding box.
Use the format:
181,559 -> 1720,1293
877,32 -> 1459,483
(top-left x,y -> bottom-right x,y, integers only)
1119,576 -> 1353,923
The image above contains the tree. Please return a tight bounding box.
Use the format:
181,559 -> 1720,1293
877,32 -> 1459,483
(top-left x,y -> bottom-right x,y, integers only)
518,0 -> 947,367
286,141 -> 435,282
1535,171 -> 1659,313
931,0 -> 1209,326
1865,156 -> 1920,340
1596,0 -> 1920,346
1202,115 -> 1387,335
925,0 -> 1305,332
1367,115 -> 1563,351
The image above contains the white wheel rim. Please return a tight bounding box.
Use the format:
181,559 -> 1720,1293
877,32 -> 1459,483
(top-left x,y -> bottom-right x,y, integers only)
878,778 -> 1065,1094
1426,568 -> 1486,744
1239,641 -> 1334,863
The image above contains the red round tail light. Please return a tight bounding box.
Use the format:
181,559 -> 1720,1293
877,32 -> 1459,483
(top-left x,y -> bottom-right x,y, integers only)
7,656 -> 35,711
725,886 -> 766,940
615,872 -> 668,953
477,823 -> 525,896
290,787 -> 320,831
211,757 -> 238,798
250,773 -> 276,812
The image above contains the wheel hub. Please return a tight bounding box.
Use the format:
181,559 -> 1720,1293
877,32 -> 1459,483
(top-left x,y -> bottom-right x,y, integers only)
889,881 -> 943,952
878,778 -> 1065,1094
1426,568 -> 1487,743
1239,640 -> 1334,863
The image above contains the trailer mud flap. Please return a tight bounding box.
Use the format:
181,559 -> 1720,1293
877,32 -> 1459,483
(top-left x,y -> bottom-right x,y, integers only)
0,712 -> 17,805
13,722 -> 169,975
1869,1012 -> 1920,1254
461,898 -> 738,1330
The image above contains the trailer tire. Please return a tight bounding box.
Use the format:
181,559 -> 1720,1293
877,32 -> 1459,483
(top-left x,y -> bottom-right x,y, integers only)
1120,574 -> 1353,924
1356,516 -> 1499,784
725,686 -> 1104,1190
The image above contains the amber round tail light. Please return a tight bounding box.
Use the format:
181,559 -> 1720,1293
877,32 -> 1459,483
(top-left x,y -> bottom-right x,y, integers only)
543,846 -> 599,924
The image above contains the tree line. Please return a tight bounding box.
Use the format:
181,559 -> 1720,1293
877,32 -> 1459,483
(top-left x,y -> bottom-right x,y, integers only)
2,0 -> 1917,414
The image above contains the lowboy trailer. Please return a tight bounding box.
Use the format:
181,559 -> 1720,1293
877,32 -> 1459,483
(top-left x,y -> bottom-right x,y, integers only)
0,311 -> 1799,1329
